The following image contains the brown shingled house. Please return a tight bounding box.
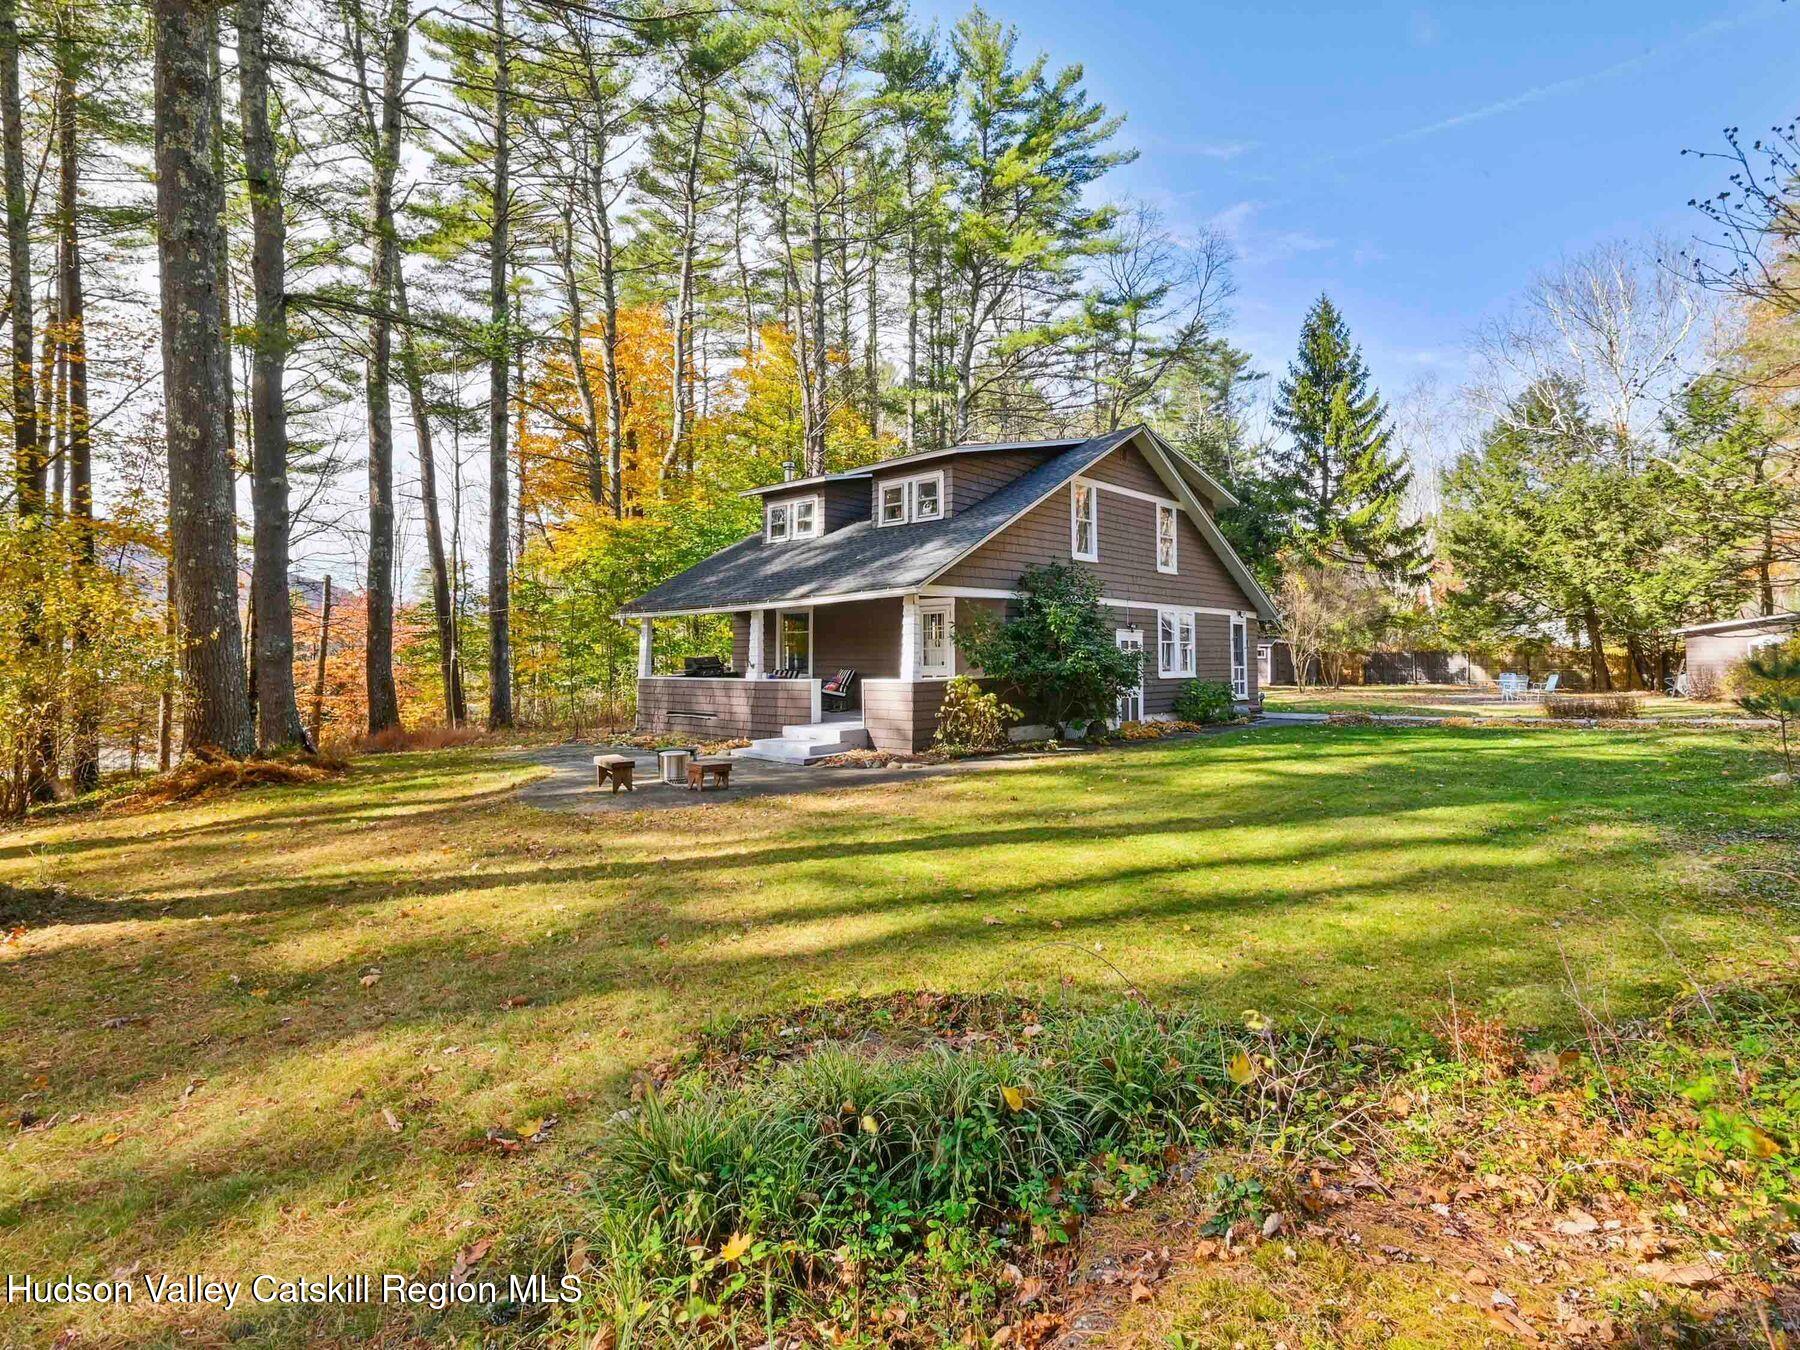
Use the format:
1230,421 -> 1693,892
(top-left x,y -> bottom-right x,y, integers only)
618,425 -> 1279,761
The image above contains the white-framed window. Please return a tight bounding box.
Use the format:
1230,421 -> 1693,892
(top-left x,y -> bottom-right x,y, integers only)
1071,480 -> 1097,560
912,473 -> 943,521
879,482 -> 907,525
766,495 -> 822,542
875,471 -> 945,527
1158,607 -> 1195,678
1230,614 -> 1248,698
1155,502 -> 1178,574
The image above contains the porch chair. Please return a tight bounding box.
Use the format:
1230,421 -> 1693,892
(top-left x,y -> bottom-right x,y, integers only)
821,668 -> 857,711
1532,672 -> 1560,696
1497,673 -> 1525,702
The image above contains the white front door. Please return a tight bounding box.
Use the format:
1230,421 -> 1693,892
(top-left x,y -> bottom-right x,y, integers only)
918,600 -> 954,678
1115,628 -> 1144,722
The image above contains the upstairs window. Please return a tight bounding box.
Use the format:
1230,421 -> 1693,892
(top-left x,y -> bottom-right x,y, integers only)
766,495 -> 821,542
1071,480 -> 1097,560
879,482 -> 907,525
913,474 -> 943,521
1156,502 -> 1178,573
875,471 -> 946,527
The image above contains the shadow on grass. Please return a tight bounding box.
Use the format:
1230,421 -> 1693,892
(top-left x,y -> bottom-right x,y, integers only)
0,723 -> 1792,1338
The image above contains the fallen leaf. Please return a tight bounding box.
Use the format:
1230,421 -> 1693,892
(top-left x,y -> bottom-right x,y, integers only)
382,1108 -> 402,1133
719,1231 -> 752,1263
1000,1085 -> 1025,1112
359,972 -> 382,989
1554,1209 -> 1599,1236
566,1239 -> 589,1275
448,1236 -> 494,1283
1636,1260 -> 1719,1288
1129,1280 -> 1153,1303
1227,1051 -> 1256,1086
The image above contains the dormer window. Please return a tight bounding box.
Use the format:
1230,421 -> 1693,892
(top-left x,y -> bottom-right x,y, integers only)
874,470 -> 946,527
766,495 -> 822,543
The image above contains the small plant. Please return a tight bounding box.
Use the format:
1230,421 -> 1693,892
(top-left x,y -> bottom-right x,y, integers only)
1733,638 -> 1800,777
932,676 -> 1019,753
1173,679 -> 1236,725
1544,692 -> 1641,720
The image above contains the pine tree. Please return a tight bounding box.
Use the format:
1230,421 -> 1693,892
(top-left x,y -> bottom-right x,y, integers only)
1271,295 -> 1426,581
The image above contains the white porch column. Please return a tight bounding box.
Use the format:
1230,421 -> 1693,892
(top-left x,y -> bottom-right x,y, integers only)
637,618 -> 654,678
745,609 -> 765,679
898,594 -> 920,681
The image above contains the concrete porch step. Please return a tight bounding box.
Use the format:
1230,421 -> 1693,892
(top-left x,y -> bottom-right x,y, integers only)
735,722 -> 871,765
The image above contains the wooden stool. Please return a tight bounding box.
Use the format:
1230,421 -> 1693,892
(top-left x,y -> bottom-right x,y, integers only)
593,754 -> 635,793
685,757 -> 733,791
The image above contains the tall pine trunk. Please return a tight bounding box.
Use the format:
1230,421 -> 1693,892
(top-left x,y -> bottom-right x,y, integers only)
153,0 -> 253,757
360,0 -> 407,736
3,0 -> 52,804
237,0 -> 310,750
57,28 -> 101,790
485,0 -> 513,727
393,263 -> 466,725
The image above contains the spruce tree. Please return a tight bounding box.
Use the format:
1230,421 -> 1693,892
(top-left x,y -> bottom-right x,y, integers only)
1271,294 -> 1426,581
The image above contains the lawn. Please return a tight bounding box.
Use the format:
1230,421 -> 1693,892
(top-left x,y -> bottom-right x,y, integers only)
1,724 -> 1794,1345
1262,683 -> 1745,720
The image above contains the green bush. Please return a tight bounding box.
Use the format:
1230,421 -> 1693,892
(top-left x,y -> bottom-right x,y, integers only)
932,675 -> 1018,753
1173,679 -> 1236,725
954,563 -> 1144,735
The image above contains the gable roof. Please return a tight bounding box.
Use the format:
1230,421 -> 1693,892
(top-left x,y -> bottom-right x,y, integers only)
619,426 -> 1277,621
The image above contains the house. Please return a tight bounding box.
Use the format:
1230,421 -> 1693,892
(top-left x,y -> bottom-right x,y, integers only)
1677,611 -> 1800,693
617,424 -> 1279,761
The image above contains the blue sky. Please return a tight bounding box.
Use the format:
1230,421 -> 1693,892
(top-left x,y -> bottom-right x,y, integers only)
916,0 -> 1799,407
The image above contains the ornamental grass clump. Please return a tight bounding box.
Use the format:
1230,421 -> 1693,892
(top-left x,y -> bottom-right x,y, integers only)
1544,692 -> 1641,720
587,1004 -> 1387,1340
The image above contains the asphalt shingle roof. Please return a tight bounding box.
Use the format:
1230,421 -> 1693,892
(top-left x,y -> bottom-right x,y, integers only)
620,428 -> 1137,615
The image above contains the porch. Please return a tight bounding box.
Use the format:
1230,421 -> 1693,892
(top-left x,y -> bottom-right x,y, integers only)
629,593 -> 987,755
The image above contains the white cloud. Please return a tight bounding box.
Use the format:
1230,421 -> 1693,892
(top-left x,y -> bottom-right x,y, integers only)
1205,200 -> 1334,264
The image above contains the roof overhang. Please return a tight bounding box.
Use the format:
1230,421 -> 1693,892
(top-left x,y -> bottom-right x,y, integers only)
1676,612 -> 1800,637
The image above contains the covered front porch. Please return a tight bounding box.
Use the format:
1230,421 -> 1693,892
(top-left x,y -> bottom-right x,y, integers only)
629,593 -> 990,755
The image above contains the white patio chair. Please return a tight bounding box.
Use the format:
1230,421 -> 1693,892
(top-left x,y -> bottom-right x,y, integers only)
1497,673 -> 1524,702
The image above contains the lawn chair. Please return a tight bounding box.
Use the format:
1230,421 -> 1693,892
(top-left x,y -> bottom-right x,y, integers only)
820,668 -> 857,712
1532,673 -> 1560,696
1497,673 -> 1525,702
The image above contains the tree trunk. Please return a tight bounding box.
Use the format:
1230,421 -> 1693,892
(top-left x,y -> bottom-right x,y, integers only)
393,263 -> 466,726
1582,608 -> 1611,692
486,0 -> 513,728
665,91 -> 705,469
310,573 -> 331,745
360,0 -> 407,736
58,30 -> 98,791
3,0 -> 52,803
237,0 -> 310,751
153,0 -> 253,757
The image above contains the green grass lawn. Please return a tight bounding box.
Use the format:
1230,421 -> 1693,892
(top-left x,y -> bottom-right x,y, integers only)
1263,683 -> 1746,720
1,724 -> 1794,1344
